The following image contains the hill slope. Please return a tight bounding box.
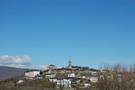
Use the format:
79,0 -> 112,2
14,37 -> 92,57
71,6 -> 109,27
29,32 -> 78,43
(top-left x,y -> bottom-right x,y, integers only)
0,66 -> 27,81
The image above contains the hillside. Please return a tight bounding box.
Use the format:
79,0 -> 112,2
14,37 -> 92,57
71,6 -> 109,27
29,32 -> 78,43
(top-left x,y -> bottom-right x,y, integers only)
0,66 -> 27,81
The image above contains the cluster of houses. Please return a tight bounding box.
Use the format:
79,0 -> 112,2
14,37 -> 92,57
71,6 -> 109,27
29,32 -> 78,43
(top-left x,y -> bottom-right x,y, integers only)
18,61 -> 132,89
14,62 -> 135,89
17,63 -> 127,89
17,61 -> 101,88
43,65 -> 99,88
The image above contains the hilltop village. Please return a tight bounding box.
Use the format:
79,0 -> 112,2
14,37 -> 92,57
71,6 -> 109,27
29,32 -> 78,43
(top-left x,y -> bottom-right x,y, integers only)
22,61 -> 99,88
1,61 -> 135,90
13,61 -> 125,89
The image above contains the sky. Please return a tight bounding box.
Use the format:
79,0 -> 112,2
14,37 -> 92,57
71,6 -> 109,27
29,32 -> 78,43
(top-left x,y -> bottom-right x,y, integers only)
0,0 -> 135,69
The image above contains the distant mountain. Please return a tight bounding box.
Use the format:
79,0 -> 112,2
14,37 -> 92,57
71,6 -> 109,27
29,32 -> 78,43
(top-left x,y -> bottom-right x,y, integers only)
0,66 -> 28,81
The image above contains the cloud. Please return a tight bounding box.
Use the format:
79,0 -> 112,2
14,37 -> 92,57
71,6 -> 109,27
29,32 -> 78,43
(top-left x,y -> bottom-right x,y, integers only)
0,55 -> 32,68
40,64 -> 48,70
27,64 -> 48,70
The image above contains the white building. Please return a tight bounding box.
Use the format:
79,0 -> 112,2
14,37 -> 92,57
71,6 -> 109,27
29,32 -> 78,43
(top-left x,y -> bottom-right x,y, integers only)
49,79 -> 71,88
25,71 -> 40,79
57,79 -> 71,88
84,83 -> 91,88
17,80 -> 24,84
68,73 -> 75,78
91,71 -> 97,76
46,74 -> 56,78
82,76 -> 86,79
89,77 -> 98,83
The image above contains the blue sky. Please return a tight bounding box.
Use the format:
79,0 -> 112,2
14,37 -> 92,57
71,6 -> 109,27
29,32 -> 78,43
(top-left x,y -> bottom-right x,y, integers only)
0,0 -> 135,68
